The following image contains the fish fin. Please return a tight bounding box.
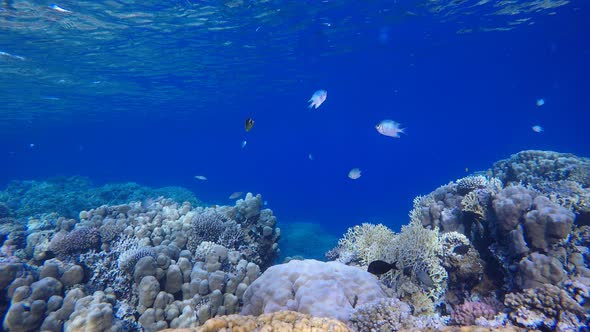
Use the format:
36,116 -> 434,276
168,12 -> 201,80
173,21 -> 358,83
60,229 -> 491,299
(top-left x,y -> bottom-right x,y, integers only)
400,127 -> 407,135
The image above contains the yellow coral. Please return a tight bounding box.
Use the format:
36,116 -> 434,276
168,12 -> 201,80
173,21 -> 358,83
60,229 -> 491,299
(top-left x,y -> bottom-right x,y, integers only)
338,223 -> 395,266
167,311 -> 353,332
384,218 -> 447,304
461,191 -> 485,219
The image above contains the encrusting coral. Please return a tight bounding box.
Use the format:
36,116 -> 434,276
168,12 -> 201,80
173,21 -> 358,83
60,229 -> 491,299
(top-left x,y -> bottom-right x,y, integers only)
504,283 -> 588,331
178,311 -> 353,332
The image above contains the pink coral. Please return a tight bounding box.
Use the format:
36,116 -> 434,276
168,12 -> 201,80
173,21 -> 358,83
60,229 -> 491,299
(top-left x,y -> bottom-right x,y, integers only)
451,301 -> 496,325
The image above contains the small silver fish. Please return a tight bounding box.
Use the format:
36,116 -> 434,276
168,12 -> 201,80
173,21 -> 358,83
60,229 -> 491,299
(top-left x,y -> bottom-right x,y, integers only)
532,125 -> 543,133
49,4 -> 71,13
241,140 -> 247,148
229,191 -> 243,200
308,90 -> 327,109
194,175 -> 207,181
536,98 -> 545,107
348,168 -> 362,180
376,120 -> 405,138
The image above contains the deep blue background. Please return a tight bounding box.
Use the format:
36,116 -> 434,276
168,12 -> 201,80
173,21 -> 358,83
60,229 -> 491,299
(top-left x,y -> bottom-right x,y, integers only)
1,1 -> 589,236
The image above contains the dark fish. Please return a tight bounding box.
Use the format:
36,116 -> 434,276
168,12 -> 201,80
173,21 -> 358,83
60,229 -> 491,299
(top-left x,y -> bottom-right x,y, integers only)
367,260 -> 397,275
245,117 -> 254,132
415,269 -> 435,289
453,244 -> 470,255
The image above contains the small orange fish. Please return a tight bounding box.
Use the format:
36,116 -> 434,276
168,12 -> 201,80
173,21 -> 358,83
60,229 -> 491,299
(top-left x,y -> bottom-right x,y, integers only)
245,117 -> 255,132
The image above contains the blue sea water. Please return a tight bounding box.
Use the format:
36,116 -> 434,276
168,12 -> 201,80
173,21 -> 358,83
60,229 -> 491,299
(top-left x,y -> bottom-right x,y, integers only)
1,0 -> 589,251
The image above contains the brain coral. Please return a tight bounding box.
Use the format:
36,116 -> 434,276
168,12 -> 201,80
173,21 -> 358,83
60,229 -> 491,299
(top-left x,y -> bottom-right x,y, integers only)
240,259 -> 386,322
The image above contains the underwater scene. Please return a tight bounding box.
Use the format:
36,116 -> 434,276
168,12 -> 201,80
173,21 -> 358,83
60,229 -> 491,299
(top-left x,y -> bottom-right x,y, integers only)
1,0 -> 589,331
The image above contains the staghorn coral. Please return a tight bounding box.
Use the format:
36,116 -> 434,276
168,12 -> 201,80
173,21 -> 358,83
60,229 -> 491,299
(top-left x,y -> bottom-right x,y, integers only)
456,176 -> 489,195
384,218 -> 447,304
186,212 -> 227,253
335,223 -> 396,266
118,246 -> 158,275
99,219 -> 126,243
193,311 -> 353,332
48,226 -> 101,258
218,221 -> 244,250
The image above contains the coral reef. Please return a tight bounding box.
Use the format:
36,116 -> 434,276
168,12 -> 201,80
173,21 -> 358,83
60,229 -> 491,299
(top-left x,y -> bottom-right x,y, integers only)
0,176 -> 202,218
327,150 -> 590,331
2,149 -> 589,332
0,192 -> 279,331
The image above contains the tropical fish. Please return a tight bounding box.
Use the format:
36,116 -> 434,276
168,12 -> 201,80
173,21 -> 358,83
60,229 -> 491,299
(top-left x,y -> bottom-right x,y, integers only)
453,244 -> 470,255
245,117 -> 255,132
532,125 -> 543,133
194,175 -> 207,181
49,4 -> 71,13
229,191 -> 243,200
348,168 -> 362,180
368,260 -> 435,289
536,98 -> 545,107
376,120 -> 405,138
368,260 -> 397,275
308,90 -> 327,109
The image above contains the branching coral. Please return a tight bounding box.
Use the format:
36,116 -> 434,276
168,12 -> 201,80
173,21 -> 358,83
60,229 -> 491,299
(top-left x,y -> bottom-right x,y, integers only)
186,212 -> 226,253
456,176 -> 489,195
336,223 -> 396,266
383,218 -> 447,304
48,227 -> 101,258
